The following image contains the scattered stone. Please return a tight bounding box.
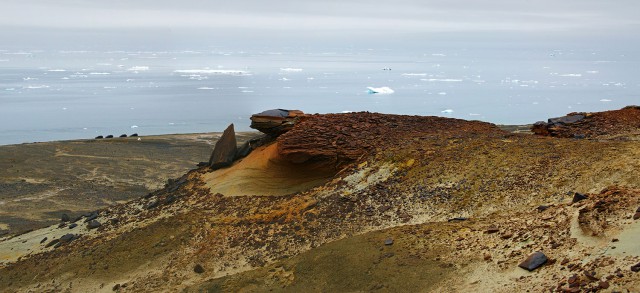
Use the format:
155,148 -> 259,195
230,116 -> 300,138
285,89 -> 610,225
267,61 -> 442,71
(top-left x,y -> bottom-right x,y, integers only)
87,220 -> 101,229
112,284 -> 120,291
45,239 -> 60,248
40,237 -> 48,244
612,238 -> 619,242
105,135 -> 114,138
598,281 -> 609,289
163,195 -> 176,205
486,226 -> 499,234
634,212 -> 640,220
68,223 -> 78,229
447,217 -> 468,222
208,124 -> 238,169
536,205 -> 550,212
384,238 -> 394,245
197,161 -> 208,167
145,200 -> 159,209
518,251 -> 548,271
194,264 -> 205,274
631,262 -> 640,272
572,192 -> 588,203
60,214 -> 70,222
83,212 -> 98,222
119,134 -> 127,138
484,254 -> 492,261
59,233 -> 75,243
58,223 -> 67,228
501,232 -> 513,239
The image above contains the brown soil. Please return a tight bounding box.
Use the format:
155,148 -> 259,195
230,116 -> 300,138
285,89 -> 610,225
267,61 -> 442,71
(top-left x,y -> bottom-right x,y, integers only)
0,132 -> 259,235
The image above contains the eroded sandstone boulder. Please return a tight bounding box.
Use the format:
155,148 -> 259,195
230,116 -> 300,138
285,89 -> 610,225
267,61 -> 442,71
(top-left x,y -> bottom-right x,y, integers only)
250,109 -> 305,136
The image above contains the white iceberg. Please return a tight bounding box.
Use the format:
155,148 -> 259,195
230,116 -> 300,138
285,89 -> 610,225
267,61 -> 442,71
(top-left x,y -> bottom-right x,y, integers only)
600,99 -> 612,102
128,66 -> 149,71
367,87 -> 394,94
441,109 -> 454,114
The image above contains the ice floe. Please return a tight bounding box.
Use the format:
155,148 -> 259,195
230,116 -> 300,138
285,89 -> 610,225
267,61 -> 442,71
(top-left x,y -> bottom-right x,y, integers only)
47,69 -> 67,72
280,68 -> 303,72
600,99 -> 612,102
441,109 -> 454,114
367,87 -> 394,94
89,72 -> 111,75
558,73 -> 582,77
23,85 -> 49,89
421,78 -> 463,82
402,73 -> 428,76
197,87 -> 215,90
128,66 -> 149,71
173,69 -> 248,75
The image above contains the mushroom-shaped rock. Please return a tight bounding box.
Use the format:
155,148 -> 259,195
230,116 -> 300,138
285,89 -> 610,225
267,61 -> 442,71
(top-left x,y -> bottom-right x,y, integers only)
209,124 -> 237,169
250,109 -> 304,136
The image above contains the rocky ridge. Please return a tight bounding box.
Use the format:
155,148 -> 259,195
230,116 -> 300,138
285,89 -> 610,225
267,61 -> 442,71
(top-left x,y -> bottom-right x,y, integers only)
0,107 -> 639,292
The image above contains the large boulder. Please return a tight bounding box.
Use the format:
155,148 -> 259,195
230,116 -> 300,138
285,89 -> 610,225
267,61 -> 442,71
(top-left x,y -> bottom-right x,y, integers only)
250,109 -> 304,136
209,124 -> 238,169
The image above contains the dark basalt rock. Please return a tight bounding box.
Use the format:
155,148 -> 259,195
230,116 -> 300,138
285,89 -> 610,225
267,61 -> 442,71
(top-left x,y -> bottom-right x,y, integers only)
447,217 -> 468,222
105,135 -> 114,139
194,264 -> 205,274
130,133 -> 139,137
119,134 -> 127,138
84,212 -> 98,222
384,238 -> 394,245
87,220 -> 101,229
209,124 -> 238,169
59,233 -> 75,243
572,192 -> 588,203
45,239 -> 59,248
95,135 -> 104,139
518,251 -> 548,271
60,213 -> 70,222
68,223 -> 78,229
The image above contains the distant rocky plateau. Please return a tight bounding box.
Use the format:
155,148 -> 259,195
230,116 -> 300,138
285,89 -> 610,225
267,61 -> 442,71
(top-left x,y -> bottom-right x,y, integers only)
1,106 -> 639,292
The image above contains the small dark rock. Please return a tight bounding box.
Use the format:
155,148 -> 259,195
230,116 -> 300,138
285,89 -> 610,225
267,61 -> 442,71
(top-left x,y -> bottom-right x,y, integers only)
518,251 -> 548,271
447,217 -> 468,222
536,205 -> 550,212
572,192 -> 588,203
105,135 -> 114,138
573,134 -> 585,139
84,212 -> 98,222
112,284 -> 120,291
60,213 -> 70,222
58,223 -> 67,228
612,238 -> 619,242
95,135 -> 104,139
631,262 -> 640,272
87,220 -> 101,229
634,212 -> 640,220
384,238 -> 394,245
130,133 -> 138,137
146,200 -> 159,209
119,134 -> 127,138
197,161 -> 208,167
59,233 -> 75,243
209,124 -> 238,169
45,239 -> 59,248
194,264 -> 205,274
598,281 -> 610,289
486,226 -> 499,234
68,223 -> 78,229
163,195 -> 176,205
40,237 -> 48,244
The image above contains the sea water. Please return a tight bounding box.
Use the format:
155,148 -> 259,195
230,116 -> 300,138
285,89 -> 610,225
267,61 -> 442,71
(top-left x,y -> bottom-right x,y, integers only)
1,48 -> 638,145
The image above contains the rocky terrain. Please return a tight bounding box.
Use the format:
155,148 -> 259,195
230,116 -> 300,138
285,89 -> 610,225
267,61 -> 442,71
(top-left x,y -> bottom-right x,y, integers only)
0,132 -> 258,235
0,106 -> 639,292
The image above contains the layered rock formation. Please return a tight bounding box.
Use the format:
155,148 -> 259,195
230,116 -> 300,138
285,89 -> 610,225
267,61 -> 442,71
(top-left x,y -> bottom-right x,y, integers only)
250,109 -> 305,135
532,106 -> 640,139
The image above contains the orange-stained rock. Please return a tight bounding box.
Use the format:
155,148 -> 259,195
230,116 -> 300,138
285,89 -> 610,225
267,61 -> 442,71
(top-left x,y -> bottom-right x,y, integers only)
250,109 -> 305,135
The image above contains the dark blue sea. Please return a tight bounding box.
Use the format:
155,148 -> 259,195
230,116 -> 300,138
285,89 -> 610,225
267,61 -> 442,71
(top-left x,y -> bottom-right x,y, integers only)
1,47 -> 638,145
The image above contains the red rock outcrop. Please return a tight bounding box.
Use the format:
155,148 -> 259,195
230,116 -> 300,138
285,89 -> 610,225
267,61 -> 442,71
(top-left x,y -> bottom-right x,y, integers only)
532,106 -> 640,139
276,112 -> 503,165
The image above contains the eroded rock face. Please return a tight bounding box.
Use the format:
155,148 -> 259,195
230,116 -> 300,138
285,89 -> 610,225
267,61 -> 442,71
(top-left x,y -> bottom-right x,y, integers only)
276,112 -> 502,166
209,124 -> 237,169
531,106 -> 640,139
250,109 -> 305,136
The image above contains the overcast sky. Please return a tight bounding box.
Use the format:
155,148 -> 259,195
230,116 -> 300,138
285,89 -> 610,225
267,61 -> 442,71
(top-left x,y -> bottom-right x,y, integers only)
1,0 -> 639,49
